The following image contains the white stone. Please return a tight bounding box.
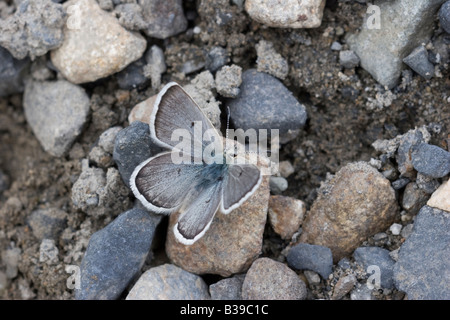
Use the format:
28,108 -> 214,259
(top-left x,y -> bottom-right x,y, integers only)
427,179 -> 450,212
389,223 -> 402,236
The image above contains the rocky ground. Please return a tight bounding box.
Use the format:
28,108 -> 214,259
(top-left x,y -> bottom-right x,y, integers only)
0,0 -> 449,300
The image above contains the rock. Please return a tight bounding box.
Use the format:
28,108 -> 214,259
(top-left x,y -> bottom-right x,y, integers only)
27,208 -> 68,240
269,176 -> 288,194
339,50 -> 360,69
113,121 -> 162,188
71,160 -> 131,217
439,1 -> 450,33
143,45 -> 166,88
393,206 -> 450,299
114,3 -> 147,31
396,127 -> 431,179
204,46 -> 229,72
427,180 -> 450,212
23,80 -> 90,157
392,178 -> 410,190
331,41 -> 342,51
286,243 -> 333,279
0,46 -> 29,97
389,223 -> 402,236
184,72 -> 221,129
401,182 -> 429,215
347,0 -> 446,88
411,143 -> 450,178
210,276 -> 244,300
139,0 -> 188,39
215,65 -> 242,98
268,195 -> 305,240
128,95 -> 157,124
116,57 -> 148,90
416,173 -> 440,194
76,208 -> 156,300
98,126 -> 123,155
241,258 -> 307,300
299,162 -> 398,262
51,0 -> 147,84
403,46 -> 435,80
1,247 -> 21,279
353,247 -> 395,289
39,239 -> 59,264
165,170 -> 270,277
255,40 -> 289,80
401,223 -> 414,239
350,284 -> 375,300
337,257 -> 352,270
126,264 -> 210,300
332,274 -> 357,300
245,0 -> 326,28
304,270 -> 321,286
278,160 -> 295,178
227,69 -> 307,144
0,0 -> 65,60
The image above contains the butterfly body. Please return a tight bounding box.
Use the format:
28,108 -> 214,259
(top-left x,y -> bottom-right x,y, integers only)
130,82 -> 262,245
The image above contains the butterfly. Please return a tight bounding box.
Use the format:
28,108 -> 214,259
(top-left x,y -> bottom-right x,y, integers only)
130,82 -> 262,245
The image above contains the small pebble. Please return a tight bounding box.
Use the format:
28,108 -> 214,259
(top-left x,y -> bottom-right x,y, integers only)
76,208 -> 156,300
411,143 -> 450,178
287,243 -> 333,279
269,176 -> 288,194
303,270 -> 321,286
255,40 -> 289,80
242,258 -> 307,300
337,257 -> 352,270
353,246 -> 395,289
331,41 -> 342,51
416,173 -> 440,194
27,208 -> 68,240
389,223 -> 402,236
403,46 -> 435,80
116,57 -> 148,90
268,195 -> 305,240
204,46 -> 230,72
140,0 -> 187,39
210,276 -> 243,300
396,126 -> 431,178
126,264 -> 210,300
332,274 -> 357,300
39,239 -> 59,264
401,223 -> 414,239
392,177 -> 410,190
401,182 -> 430,215
350,284 -> 374,300
215,65 -> 242,98
339,50 -> 360,69
144,45 -> 167,88
278,160 -> 295,178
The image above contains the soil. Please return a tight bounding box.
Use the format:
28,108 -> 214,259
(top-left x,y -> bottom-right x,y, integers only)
0,0 -> 449,299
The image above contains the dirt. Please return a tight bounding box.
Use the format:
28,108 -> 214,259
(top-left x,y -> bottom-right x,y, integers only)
0,0 -> 449,299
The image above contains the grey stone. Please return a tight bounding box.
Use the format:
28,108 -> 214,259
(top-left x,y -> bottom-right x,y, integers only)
116,56 -> 148,90
204,46 -> 229,72
98,126 -> 123,155
227,69 -> 307,143
1,247 -> 21,279
337,257 -> 352,270
139,0 -> 187,39
114,3 -> 148,31
39,239 -> 59,264
401,182 -> 429,216
389,223 -> 402,236
255,40 -> 289,79
113,121 -> 162,188
242,258 -> 307,300
439,1 -> 450,33
287,243 -> 333,279
394,206 -> 450,299
23,80 -> 90,157
215,65 -> 242,98
396,127 -> 431,178
76,208 -> 156,300
350,284 -> 375,300
331,41 -> 342,51
332,274 -> 357,300
339,50 -> 360,69
304,270 -> 321,285
392,178 -> 410,190
0,46 -> 29,97
269,176 -> 288,194
210,276 -> 244,300
400,223 -> 414,239
411,143 -> 450,178
347,0 -> 446,88
126,264 -> 210,300
27,208 -> 67,240
403,46 -> 435,80
0,0 -> 65,60
353,246 -> 395,289
416,173 -> 440,194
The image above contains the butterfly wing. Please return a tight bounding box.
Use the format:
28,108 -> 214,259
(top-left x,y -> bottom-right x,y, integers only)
130,151 -> 204,214
150,82 -> 221,154
174,174 -> 224,245
221,164 -> 262,214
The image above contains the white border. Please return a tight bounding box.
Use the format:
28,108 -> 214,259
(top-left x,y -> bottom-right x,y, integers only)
173,206 -> 217,245
129,151 -> 177,215
220,167 -> 263,214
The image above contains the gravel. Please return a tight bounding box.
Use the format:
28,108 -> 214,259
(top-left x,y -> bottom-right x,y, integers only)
403,46 -> 435,80
287,243 -> 333,279
411,143 -> 450,178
